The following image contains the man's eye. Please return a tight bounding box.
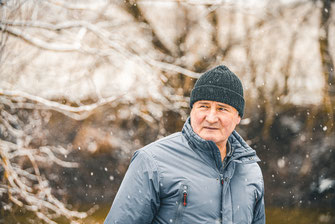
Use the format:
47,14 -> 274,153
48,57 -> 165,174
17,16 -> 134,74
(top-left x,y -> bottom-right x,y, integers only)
200,105 -> 208,108
218,107 -> 227,111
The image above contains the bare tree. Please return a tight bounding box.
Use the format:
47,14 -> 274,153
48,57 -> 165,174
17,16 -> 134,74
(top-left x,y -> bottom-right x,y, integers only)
0,93 -> 92,223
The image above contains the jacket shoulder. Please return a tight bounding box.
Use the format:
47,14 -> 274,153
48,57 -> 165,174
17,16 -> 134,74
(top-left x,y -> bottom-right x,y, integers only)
139,132 -> 186,153
134,132 -> 191,171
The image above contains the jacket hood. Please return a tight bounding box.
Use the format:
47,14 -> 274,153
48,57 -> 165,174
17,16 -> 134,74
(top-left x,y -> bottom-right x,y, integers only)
181,117 -> 260,163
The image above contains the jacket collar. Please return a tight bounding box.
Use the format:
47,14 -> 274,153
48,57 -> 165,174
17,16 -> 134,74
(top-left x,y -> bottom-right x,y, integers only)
182,117 -> 215,152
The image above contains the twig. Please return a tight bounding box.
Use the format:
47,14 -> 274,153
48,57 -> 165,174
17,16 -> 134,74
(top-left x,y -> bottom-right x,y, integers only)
0,25 -> 81,51
145,58 -> 201,79
0,89 -> 121,120
47,0 -> 108,10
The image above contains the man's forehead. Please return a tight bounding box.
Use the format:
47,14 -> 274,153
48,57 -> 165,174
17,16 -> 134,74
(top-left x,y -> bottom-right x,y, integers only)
196,100 -> 230,107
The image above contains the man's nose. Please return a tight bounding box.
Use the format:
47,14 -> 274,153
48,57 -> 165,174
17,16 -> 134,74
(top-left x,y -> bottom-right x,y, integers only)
206,108 -> 218,123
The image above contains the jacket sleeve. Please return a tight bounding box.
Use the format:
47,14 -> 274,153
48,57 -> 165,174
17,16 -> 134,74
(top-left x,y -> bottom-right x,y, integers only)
252,179 -> 266,224
104,150 -> 161,224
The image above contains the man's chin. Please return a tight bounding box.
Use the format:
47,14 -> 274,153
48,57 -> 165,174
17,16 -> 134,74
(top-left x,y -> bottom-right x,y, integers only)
199,135 -> 217,142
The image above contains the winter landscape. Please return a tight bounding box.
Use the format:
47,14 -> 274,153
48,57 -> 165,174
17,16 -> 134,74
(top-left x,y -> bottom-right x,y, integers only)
0,0 -> 334,223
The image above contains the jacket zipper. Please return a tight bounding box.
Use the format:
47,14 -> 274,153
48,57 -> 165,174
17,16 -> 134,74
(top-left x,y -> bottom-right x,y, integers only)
175,184 -> 188,224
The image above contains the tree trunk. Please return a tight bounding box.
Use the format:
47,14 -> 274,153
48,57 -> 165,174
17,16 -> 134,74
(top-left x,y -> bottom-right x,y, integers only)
319,0 -> 335,132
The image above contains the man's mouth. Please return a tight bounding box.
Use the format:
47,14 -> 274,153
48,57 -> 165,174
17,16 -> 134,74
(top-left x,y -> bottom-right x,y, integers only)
203,126 -> 219,130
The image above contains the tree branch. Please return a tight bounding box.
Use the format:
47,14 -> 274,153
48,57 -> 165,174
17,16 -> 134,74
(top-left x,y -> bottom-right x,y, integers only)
0,88 -> 120,120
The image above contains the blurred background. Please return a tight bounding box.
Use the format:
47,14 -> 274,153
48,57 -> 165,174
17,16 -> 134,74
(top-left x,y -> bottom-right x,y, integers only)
0,0 -> 334,223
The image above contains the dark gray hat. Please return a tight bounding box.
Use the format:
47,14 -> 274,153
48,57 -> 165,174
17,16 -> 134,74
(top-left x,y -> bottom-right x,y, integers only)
190,65 -> 245,117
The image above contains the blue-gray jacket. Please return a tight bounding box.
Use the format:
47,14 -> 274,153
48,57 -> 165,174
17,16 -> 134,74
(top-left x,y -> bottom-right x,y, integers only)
104,118 -> 265,224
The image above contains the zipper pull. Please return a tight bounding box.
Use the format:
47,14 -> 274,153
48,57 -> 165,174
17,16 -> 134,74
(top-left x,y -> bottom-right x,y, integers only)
183,190 -> 187,206
255,190 -> 258,202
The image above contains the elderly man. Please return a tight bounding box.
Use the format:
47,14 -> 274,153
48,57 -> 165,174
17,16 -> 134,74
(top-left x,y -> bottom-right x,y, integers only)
104,65 -> 265,224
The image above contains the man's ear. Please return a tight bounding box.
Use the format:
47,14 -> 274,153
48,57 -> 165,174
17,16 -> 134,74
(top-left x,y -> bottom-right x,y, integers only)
236,115 -> 241,125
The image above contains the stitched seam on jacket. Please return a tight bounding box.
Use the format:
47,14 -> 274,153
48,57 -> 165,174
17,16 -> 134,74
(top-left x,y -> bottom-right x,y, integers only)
139,150 -> 163,197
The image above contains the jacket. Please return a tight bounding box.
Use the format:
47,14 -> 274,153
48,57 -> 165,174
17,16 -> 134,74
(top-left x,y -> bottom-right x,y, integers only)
104,117 -> 265,224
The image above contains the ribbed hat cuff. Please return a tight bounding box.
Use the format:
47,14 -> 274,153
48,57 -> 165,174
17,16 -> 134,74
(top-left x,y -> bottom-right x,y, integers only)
190,85 -> 245,117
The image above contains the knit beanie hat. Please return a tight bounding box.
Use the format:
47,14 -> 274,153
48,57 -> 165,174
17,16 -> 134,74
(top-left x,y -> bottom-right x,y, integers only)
190,65 -> 245,117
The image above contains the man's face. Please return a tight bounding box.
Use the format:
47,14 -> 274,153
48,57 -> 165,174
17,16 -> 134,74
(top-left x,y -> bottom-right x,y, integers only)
190,100 -> 241,150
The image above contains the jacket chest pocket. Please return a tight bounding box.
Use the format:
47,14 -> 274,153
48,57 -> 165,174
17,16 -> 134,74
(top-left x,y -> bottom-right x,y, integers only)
174,184 -> 189,224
